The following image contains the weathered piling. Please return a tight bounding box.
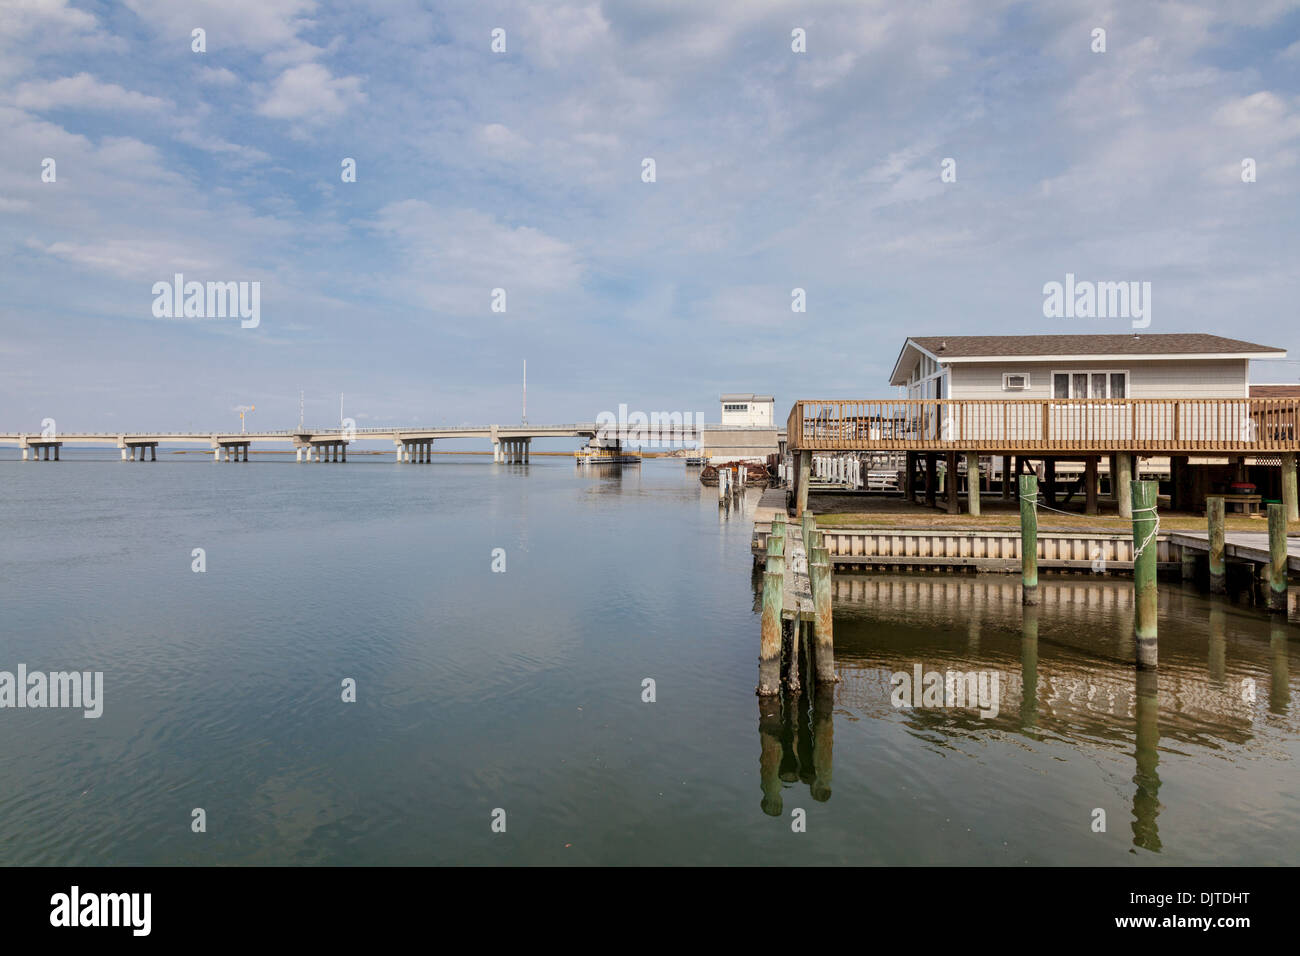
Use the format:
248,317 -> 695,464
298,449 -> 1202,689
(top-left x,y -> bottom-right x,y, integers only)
1116,453 -> 1133,519
1019,473 -> 1038,605
1268,502 -> 1288,613
1180,543 -> 1196,581
759,544 -> 784,696
1132,480 -> 1158,669
1207,495 -> 1226,594
795,450 -> 811,516
810,547 -> 836,685
966,451 -> 980,516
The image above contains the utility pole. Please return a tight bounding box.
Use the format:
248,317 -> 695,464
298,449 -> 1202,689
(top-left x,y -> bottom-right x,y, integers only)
299,389 -> 304,430
522,359 -> 527,424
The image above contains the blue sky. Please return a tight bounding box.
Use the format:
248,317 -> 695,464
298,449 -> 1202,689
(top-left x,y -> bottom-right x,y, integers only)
2,0 -> 1299,432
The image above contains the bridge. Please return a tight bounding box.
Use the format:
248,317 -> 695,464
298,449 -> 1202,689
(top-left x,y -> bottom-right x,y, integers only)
0,422 -> 702,463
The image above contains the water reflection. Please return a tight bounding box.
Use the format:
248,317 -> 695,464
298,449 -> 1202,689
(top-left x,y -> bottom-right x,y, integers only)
757,678 -> 834,816
1132,668 -> 1161,852
800,573 -> 1298,854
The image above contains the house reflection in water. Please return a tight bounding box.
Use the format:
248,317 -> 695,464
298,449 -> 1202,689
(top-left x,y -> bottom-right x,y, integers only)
754,572 -> 1294,853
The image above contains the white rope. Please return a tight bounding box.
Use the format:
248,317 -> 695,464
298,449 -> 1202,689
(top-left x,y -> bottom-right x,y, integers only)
1016,493 -> 1162,557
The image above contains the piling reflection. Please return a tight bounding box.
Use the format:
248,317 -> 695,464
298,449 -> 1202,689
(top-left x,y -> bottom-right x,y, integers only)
1271,619 -> 1290,716
1020,603 -> 1039,732
1132,668 -> 1162,852
756,667 -> 834,815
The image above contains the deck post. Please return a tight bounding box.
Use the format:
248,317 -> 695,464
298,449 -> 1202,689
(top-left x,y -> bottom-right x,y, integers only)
1268,502 -> 1288,613
1282,453 -> 1298,522
945,452 -> 959,515
795,450 -> 811,517
925,454 -> 937,507
1116,453 -> 1133,519
1085,456 -> 1098,515
1044,458 -> 1057,507
1019,473 -> 1038,606
1002,456 -> 1012,500
1207,496 -> 1226,594
904,451 -> 914,501
966,452 -> 980,516
1132,480 -> 1158,669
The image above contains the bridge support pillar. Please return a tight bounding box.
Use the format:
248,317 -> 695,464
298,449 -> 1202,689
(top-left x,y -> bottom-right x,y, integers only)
213,447 -> 220,462
341,443 -> 347,463
524,439 -> 530,464
151,445 -> 157,462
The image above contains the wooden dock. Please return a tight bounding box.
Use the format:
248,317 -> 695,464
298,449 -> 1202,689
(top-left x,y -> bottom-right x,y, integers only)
1168,531 -> 1300,572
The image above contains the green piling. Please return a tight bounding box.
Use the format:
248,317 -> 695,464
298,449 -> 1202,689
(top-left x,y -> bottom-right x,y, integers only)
1019,473 -> 1038,606
1268,502 -> 1288,614
1132,480 -> 1158,669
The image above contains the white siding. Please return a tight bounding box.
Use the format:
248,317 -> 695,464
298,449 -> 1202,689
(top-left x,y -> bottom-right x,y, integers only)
948,359 -> 1249,400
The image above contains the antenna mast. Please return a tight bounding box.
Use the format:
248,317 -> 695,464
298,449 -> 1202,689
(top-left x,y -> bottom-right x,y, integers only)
522,359 -> 527,424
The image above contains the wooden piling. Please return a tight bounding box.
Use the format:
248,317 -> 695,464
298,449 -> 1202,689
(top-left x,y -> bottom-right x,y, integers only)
1116,453 -> 1133,519
810,549 -> 835,685
1019,473 -> 1038,606
1085,456 -> 1098,516
759,545 -> 784,696
1268,502 -> 1288,613
925,454 -> 937,508
1283,453 -> 1299,522
795,451 -> 811,516
1132,480 -> 1158,669
1002,456 -> 1012,500
966,452 -> 980,516
1207,495 -> 1226,594
1180,544 -> 1196,581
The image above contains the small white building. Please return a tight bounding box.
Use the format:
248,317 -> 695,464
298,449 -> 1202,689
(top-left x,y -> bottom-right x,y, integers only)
720,393 -> 775,427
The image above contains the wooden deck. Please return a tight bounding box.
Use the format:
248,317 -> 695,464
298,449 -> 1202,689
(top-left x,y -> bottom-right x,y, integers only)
787,398 -> 1300,454
1168,531 -> 1300,572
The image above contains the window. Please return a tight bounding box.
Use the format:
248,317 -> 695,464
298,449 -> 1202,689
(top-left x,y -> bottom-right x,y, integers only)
1051,370 -> 1129,399
723,404 -> 749,412
1003,373 -> 1030,390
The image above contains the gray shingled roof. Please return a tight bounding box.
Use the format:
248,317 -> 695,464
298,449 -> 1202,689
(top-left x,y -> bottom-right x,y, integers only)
910,334 -> 1283,357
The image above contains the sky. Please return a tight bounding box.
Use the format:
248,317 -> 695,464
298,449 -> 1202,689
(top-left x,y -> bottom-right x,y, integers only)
2,0 -> 1299,433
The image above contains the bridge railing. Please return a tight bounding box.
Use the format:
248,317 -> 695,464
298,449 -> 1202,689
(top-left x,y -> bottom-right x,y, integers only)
786,398 -> 1300,452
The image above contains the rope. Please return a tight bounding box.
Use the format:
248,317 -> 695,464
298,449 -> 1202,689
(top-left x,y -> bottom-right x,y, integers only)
1016,493 -> 1162,557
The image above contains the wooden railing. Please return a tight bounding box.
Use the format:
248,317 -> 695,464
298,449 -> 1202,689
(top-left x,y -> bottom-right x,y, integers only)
786,398 -> 1300,453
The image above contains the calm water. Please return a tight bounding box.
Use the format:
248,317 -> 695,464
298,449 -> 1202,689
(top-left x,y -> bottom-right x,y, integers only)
1,449 -> 1297,865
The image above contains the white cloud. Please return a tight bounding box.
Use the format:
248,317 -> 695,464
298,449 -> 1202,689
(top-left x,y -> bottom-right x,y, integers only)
13,72 -> 167,112
197,66 -> 240,86
257,63 -> 365,120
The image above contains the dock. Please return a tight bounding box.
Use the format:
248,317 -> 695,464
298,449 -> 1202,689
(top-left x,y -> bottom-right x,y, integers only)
1168,531 -> 1300,573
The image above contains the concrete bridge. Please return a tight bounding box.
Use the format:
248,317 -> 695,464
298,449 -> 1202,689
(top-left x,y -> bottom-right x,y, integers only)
0,423 -> 702,463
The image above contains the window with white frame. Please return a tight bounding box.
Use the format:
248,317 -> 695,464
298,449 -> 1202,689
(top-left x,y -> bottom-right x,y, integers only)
1051,370 -> 1128,399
